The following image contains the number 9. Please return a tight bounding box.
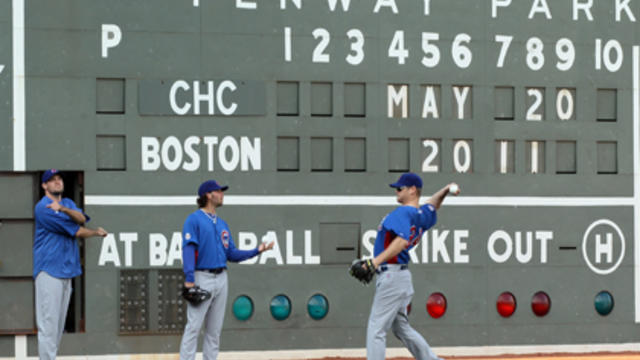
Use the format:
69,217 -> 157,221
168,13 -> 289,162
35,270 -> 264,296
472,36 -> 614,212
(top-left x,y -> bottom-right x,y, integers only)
555,38 -> 575,71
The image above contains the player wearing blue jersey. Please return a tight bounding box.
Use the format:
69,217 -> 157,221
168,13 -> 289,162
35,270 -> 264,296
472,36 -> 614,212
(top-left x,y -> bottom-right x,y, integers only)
366,172 -> 459,360
34,169 -> 108,360
179,179 -> 274,360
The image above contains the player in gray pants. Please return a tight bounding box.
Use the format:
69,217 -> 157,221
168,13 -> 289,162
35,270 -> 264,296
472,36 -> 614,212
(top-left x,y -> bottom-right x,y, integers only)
366,173 -> 458,360
180,271 -> 228,360
35,272 -> 72,360
33,169 -> 108,360
179,179 -> 273,360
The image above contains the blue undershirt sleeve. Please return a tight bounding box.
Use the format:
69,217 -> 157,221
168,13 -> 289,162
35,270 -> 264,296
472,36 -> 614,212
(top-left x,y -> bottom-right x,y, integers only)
225,236 -> 260,262
183,243 -> 197,283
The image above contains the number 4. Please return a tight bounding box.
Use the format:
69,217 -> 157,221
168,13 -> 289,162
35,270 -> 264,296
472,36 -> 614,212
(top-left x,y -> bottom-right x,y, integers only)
389,30 -> 409,65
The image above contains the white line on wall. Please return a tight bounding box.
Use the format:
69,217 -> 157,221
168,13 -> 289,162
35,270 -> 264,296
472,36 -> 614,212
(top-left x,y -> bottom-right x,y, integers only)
12,0 -> 25,171
84,195 -> 635,207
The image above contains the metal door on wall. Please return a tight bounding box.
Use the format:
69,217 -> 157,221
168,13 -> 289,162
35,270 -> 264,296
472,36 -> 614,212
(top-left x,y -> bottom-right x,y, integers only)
0,173 -> 37,334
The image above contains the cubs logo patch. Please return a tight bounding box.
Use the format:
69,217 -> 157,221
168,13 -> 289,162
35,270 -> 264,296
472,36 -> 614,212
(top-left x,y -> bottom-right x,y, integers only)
408,225 -> 422,248
185,233 -> 191,240
221,230 -> 230,248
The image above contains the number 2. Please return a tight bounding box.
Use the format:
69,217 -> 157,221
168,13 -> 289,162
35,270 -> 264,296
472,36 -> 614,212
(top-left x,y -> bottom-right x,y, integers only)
526,89 -> 543,121
312,28 -> 330,63
422,140 -> 439,172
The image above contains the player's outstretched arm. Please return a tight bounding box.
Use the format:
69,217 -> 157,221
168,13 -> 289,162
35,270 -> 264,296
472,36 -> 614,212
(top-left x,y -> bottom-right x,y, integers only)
226,238 -> 274,262
75,226 -> 108,239
258,241 -> 275,253
426,183 -> 460,210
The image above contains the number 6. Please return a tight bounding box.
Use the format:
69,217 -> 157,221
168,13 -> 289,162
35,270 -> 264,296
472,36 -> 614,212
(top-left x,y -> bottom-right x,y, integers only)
452,33 -> 472,69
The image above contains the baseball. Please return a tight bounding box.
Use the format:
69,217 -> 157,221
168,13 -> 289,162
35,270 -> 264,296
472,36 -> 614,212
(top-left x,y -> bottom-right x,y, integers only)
449,184 -> 460,195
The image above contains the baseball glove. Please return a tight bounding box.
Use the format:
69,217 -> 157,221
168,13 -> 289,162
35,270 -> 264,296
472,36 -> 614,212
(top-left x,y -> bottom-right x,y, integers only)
182,285 -> 212,305
349,258 -> 376,284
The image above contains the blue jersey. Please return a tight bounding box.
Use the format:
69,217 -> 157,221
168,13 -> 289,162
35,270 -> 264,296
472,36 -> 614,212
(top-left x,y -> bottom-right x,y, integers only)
33,196 -> 88,279
373,204 -> 437,265
182,210 -> 258,272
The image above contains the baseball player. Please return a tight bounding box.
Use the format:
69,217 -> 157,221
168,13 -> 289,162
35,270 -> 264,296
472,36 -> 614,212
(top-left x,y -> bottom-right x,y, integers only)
34,169 -> 108,360
366,172 -> 458,360
179,179 -> 274,360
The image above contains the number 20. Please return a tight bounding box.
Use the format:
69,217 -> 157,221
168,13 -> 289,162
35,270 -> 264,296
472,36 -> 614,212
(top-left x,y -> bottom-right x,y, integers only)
526,88 -> 574,121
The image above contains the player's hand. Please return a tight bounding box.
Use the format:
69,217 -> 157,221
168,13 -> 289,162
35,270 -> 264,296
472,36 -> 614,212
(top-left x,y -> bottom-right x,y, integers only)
184,282 -> 195,288
349,258 -> 376,284
96,227 -> 108,237
47,201 -> 62,212
258,241 -> 275,253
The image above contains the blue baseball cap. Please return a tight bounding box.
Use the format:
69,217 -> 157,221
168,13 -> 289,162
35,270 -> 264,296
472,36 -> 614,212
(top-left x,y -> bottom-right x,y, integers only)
389,172 -> 423,189
198,180 -> 228,197
42,169 -> 60,183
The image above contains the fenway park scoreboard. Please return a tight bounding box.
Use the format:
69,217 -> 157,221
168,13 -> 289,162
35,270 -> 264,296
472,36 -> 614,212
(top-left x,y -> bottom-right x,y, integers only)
1,0 -> 640,357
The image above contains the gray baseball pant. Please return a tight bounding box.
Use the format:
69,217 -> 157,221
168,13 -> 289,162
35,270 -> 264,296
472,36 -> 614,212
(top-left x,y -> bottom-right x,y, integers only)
35,271 -> 72,360
366,265 -> 443,360
180,270 -> 228,360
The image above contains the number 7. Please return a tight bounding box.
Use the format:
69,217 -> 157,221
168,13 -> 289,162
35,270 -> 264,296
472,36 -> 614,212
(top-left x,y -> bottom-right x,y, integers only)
495,35 -> 513,68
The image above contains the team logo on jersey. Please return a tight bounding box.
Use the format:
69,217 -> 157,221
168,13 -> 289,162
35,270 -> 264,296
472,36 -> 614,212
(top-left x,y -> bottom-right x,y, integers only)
185,233 -> 191,240
409,225 -> 417,240
408,225 -> 422,248
221,230 -> 230,248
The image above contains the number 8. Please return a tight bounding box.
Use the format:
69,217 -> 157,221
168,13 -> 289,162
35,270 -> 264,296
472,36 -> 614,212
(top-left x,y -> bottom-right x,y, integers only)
526,37 -> 544,71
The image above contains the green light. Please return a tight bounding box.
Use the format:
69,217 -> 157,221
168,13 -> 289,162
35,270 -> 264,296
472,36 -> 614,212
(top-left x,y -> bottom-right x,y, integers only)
594,291 -> 614,316
270,295 -> 291,321
307,294 -> 329,320
232,295 -> 253,321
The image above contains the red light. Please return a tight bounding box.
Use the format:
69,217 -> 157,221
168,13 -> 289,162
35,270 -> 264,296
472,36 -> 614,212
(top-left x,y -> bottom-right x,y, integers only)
426,292 -> 447,318
496,292 -> 516,317
531,291 -> 551,317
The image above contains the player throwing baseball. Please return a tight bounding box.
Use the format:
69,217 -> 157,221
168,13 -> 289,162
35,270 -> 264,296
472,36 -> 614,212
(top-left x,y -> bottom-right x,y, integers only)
365,172 -> 458,360
179,179 -> 274,360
